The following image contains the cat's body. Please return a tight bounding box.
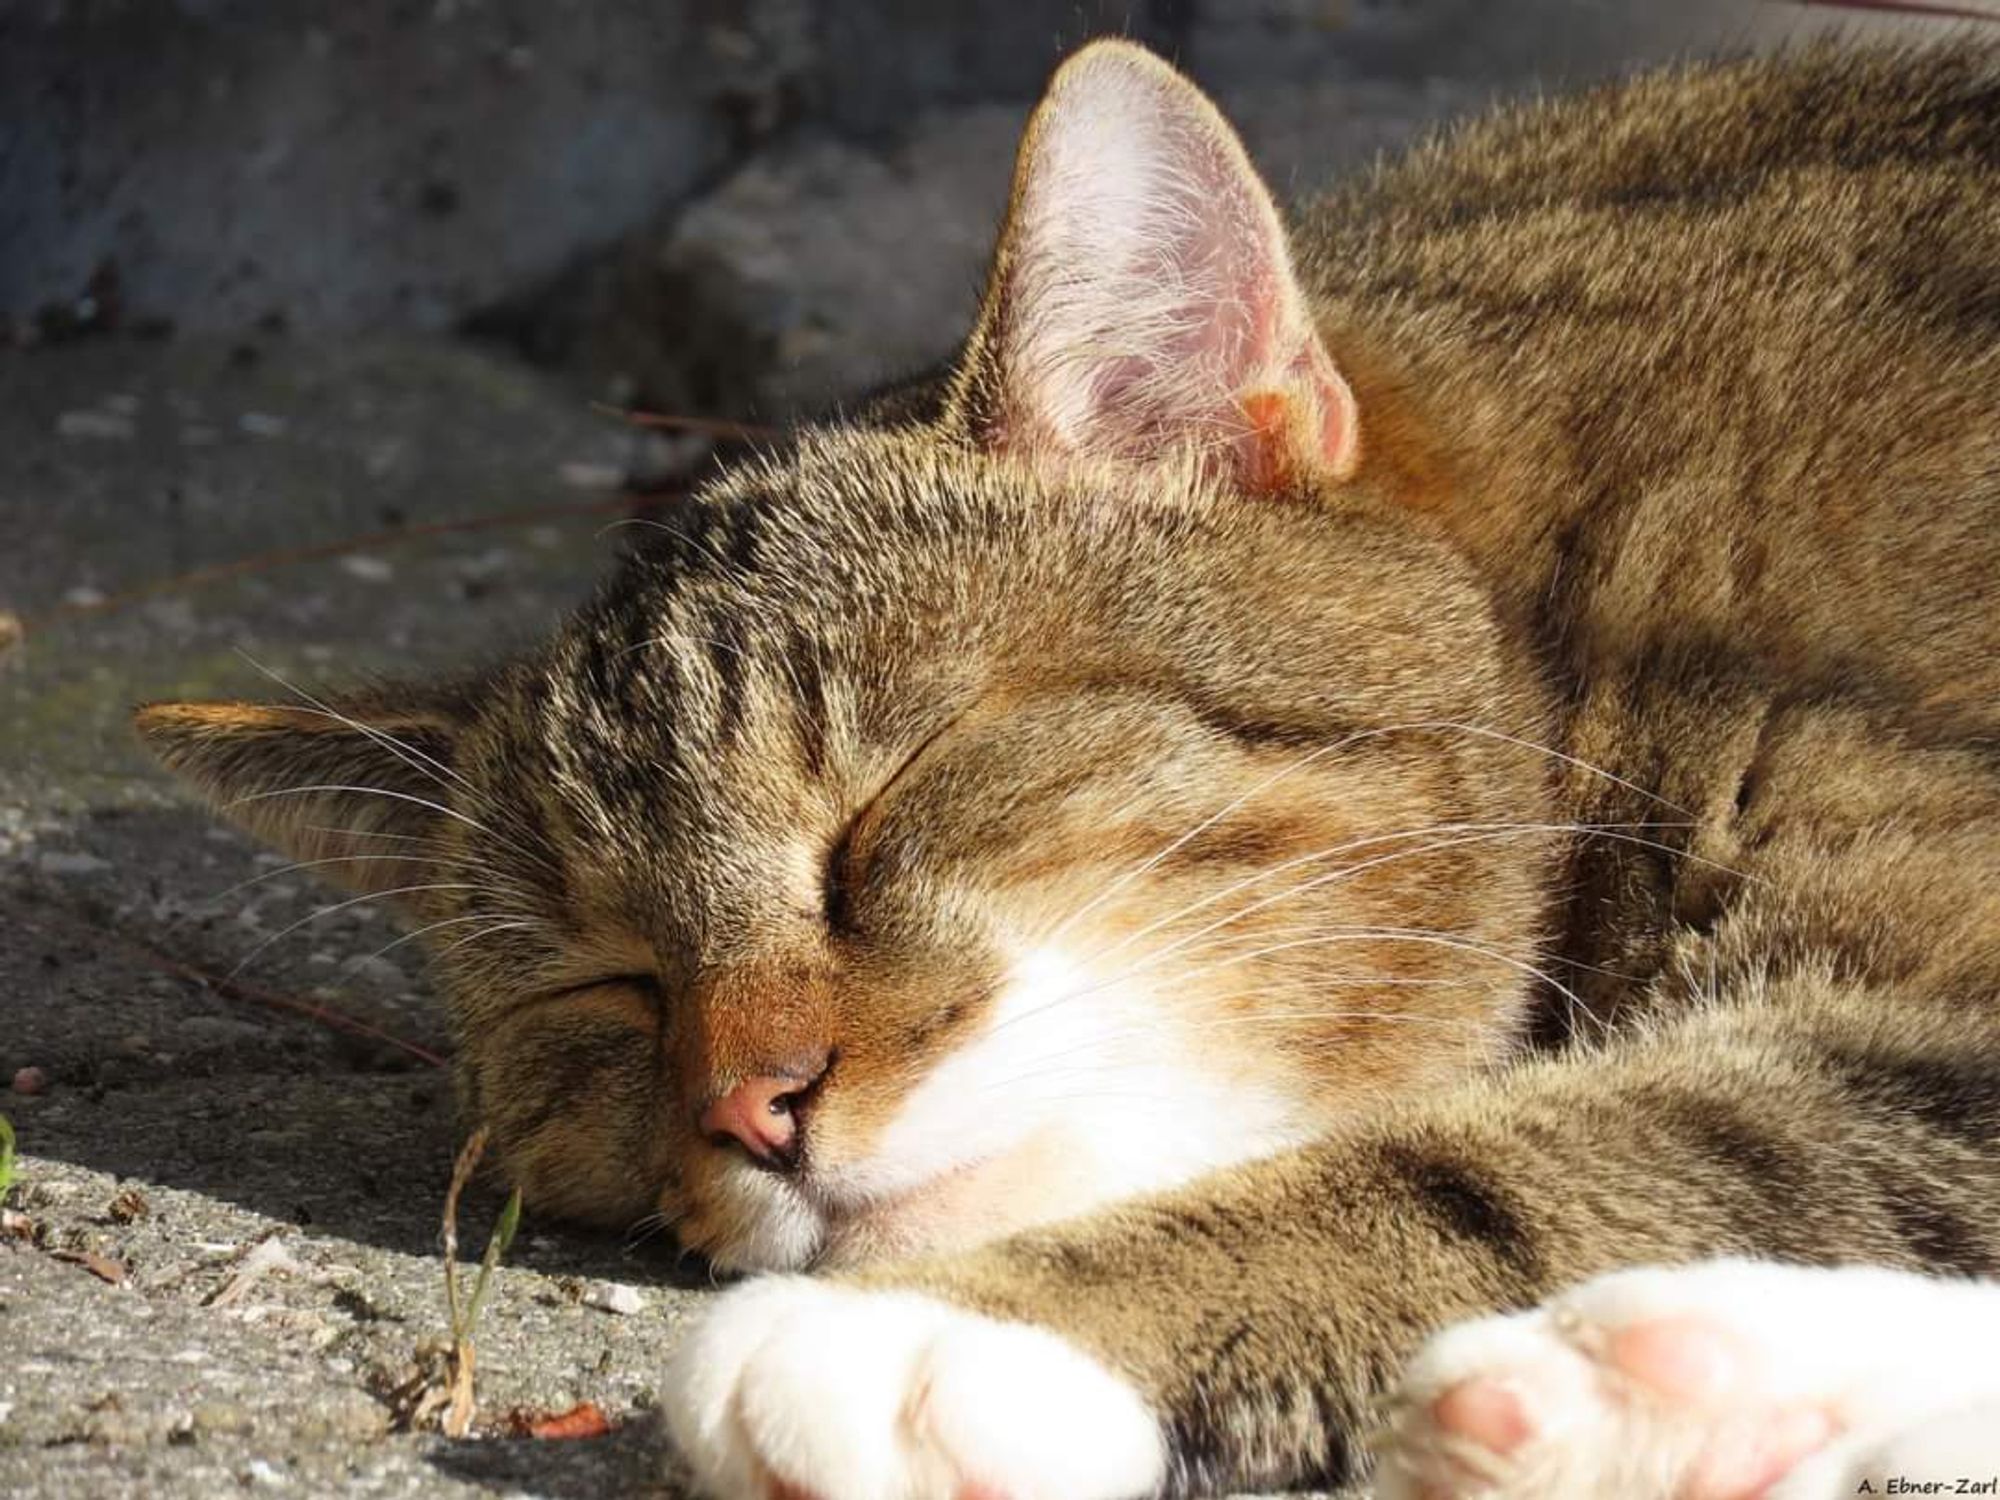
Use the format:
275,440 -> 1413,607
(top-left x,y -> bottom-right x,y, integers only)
138,40 -> 2000,1500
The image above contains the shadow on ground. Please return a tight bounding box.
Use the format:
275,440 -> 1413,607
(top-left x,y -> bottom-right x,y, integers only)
6,799 -> 716,1284
428,1414 -> 682,1498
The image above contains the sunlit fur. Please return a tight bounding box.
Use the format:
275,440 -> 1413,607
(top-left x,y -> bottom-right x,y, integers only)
139,36 -> 2000,1492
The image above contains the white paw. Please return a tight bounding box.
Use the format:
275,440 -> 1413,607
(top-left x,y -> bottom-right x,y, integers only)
1377,1259 -> 2000,1500
662,1276 -> 1166,1500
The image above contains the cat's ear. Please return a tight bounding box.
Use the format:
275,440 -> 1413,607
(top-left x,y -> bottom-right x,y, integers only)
951,39 -> 1358,493
134,690 -> 471,903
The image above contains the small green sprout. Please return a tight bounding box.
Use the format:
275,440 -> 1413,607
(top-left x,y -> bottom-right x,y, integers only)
436,1129 -> 521,1437
454,1178 -> 523,1345
379,1128 -> 526,1437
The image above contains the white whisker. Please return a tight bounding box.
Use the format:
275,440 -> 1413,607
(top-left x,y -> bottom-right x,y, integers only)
225,882 -> 485,979
343,909 -> 543,972
1110,822 -> 1736,992
234,650 -> 473,796
227,782 -> 495,836
1036,716 -> 1699,956
208,852 -> 472,902
987,827 -> 1636,1051
427,919 -> 542,966
1040,725 -> 1395,946
966,992 -> 1497,1096
1083,819 -> 1700,976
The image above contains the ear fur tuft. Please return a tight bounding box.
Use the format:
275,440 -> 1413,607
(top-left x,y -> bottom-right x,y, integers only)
135,692 -> 471,904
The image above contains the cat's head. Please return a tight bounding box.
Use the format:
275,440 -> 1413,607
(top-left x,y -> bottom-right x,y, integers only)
137,42 -> 1550,1270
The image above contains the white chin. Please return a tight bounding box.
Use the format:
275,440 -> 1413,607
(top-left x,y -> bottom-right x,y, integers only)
706,1150 -> 1074,1272
809,1134 -> 1130,1268
811,1196 -> 985,1269
698,1166 -> 829,1273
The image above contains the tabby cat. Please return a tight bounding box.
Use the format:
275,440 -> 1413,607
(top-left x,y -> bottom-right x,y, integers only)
136,37 -> 2000,1500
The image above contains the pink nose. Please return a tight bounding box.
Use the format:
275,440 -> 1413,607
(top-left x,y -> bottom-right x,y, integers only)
699,1071 -> 820,1167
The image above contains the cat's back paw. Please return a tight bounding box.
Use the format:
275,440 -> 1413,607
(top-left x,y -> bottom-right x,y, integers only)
662,1276 -> 1165,1500
1377,1259 -> 2000,1500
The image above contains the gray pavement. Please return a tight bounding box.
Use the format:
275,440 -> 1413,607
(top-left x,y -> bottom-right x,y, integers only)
0,336 -> 705,1499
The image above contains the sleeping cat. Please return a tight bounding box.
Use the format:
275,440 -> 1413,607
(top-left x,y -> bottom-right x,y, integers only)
135,36 -> 2000,1500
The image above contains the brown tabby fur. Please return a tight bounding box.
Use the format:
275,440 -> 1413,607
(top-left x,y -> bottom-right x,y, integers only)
137,40 -> 2000,1493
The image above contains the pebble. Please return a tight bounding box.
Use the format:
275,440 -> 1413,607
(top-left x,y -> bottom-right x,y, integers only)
62,585 -> 108,607
294,1388 -> 387,1442
558,460 -> 624,490
142,597 -> 198,634
56,410 -> 135,440
12,1065 -> 47,1095
339,554 -> 394,583
453,546 -> 513,582
191,1399 -> 255,1435
344,955 -> 405,987
238,412 -> 289,437
38,850 -> 112,875
584,1281 -> 646,1316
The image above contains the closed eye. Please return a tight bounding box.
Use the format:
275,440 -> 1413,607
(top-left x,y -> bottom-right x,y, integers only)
550,972 -> 665,1007
819,709 -> 972,937
823,823 -> 858,933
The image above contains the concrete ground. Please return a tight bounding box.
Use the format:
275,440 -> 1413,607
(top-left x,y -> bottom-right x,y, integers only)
1,5 -> 1975,1497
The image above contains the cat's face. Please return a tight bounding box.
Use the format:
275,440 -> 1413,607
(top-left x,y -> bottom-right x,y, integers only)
137,43 -> 1551,1269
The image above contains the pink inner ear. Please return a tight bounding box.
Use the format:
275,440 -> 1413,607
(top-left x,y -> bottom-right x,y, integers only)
978,44 -> 1358,491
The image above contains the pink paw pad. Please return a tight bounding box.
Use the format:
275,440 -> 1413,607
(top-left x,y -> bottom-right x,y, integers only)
1605,1315 -> 1836,1500
1431,1378 -> 1536,1456
1607,1315 -> 1748,1402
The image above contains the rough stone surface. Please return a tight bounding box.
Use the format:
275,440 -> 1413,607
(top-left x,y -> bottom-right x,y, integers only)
1,0 -> 1141,338
0,4 -> 1975,1497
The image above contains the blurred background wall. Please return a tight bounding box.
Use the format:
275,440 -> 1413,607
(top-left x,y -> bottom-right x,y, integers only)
1,0 -> 1954,426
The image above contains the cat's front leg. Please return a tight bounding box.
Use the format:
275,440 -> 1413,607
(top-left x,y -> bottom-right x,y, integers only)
663,1275 -> 1165,1500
